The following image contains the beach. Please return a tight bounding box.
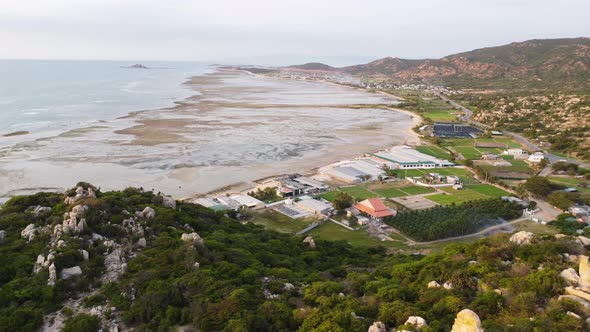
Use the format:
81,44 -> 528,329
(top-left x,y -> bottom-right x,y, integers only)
0,68 -> 419,200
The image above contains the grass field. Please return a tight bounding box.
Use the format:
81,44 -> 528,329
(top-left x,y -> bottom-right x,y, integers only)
466,184 -> 510,198
319,191 -> 339,202
422,109 -> 459,122
401,186 -> 435,195
250,210 -> 315,234
396,169 -> 427,178
425,193 -> 464,205
372,187 -> 406,198
454,147 -> 481,159
416,145 -> 451,160
340,186 -> 376,200
425,186 -> 491,205
308,221 -> 406,248
549,177 -> 590,192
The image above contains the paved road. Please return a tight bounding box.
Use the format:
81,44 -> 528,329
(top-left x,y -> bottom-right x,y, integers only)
431,90 -> 590,169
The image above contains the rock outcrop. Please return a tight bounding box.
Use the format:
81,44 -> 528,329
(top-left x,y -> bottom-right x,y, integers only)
181,232 -> 204,245
60,266 -> 82,280
451,309 -> 483,332
62,205 -> 88,235
303,236 -> 316,248
428,280 -> 441,288
367,321 -> 387,332
509,231 -> 534,245
21,224 -> 36,242
26,205 -> 52,217
560,268 -> 581,286
559,295 -> 590,315
65,185 -> 96,205
405,316 -> 428,329
136,207 -> 156,219
48,263 -> 57,286
580,255 -> 590,289
161,195 -> 176,209
577,236 -> 590,246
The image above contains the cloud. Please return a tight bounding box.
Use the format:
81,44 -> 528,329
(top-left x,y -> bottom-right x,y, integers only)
0,0 -> 588,63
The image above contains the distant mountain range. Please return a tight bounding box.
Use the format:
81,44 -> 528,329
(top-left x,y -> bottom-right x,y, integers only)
287,38 -> 590,89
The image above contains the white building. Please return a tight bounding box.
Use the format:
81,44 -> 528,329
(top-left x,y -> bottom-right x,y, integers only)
294,196 -> 334,216
322,158 -> 385,183
369,145 -> 453,169
528,152 -> 545,163
230,194 -> 265,209
503,148 -> 529,160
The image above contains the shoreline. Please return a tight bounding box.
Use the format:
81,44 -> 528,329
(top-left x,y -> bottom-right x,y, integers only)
1,68 -> 423,202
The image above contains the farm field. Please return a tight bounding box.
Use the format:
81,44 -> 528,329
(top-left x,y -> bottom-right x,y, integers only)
425,186 -> 493,205
466,184 -> 511,197
442,137 -> 524,160
339,186 -> 376,200
549,176 -> 590,192
422,109 -> 459,122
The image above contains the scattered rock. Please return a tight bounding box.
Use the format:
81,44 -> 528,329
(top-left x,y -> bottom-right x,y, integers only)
33,254 -> 46,274
580,255 -> 590,289
92,233 -> 104,241
194,262 -> 200,269
565,286 -> 590,302
181,232 -> 204,245
137,238 -> 147,248
102,248 -> 125,283
578,236 -> 590,247
560,268 -> 581,286
555,234 -> 567,239
569,255 -> 579,263
57,240 -> 67,248
48,263 -> 57,286
60,266 -> 82,280
284,283 -> 295,291
559,295 -> 590,315
468,260 -> 478,265
104,240 -> 115,248
443,282 -> 454,290
510,231 -> 534,245
427,280 -> 441,288
0,230 -> 5,243
303,236 -> 316,248
65,186 -> 96,205
451,309 -> 483,332
405,316 -> 428,329
161,195 -> 176,209
578,229 -> 585,235
138,207 -> 156,219
26,205 -> 52,217
80,249 -> 89,261
367,321 -> 387,332
567,311 -> 582,320
21,224 -> 36,242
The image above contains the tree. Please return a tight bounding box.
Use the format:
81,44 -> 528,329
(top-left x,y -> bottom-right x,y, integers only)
523,176 -> 553,198
333,192 -> 353,212
547,191 -> 578,211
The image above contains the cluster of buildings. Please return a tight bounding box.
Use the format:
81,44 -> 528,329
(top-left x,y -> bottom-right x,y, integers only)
194,194 -> 266,211
276,176 -> 329,197
501,148 -> 546,163
321,158 -> 386,184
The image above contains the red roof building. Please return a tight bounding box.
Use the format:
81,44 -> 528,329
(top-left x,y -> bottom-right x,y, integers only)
354,198 -> 396,220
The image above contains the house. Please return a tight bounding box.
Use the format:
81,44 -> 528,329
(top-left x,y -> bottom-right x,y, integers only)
528,152 -> 545,163
276,179 -> 307,197
425,172 -> 446,183
229,194 -> 265,209
491,131 -> 503,136
481,153 -> 500,160
452,182 -> 464,190
294,196 -> 334,216
503,148 -> 529,160
293,177 -> 329,192
354,198 -> 396,221
356,216 -> 370,225
447,175 -> 461,184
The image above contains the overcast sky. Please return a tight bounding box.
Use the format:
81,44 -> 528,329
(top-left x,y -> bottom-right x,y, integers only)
1,0 -> 589,65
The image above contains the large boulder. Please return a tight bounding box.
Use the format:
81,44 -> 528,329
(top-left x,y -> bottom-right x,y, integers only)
560,268 -> 581,286
577,236 -> 590,246
161,195 -> 176,209
21,224 -> 36,242
181,232 -> 204,245
60,266 -> 82,280
565,286 -> 590,302
510,231 -> 534,245
451,309 -> 483,332
47,263 -> 57,286
367,321 -> 387,332
427,280 -> 441,288
303,236 -> 316,248
579,255 -> 590,289
137,207 -> 156,219
405,316 -> 428,329
559,295 -> 590,315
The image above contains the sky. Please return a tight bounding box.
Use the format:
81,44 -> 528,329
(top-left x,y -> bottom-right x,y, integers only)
0,0 -> 589,66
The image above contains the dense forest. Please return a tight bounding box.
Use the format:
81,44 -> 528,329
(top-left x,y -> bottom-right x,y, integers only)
388,199 -> 523,241
0,185 -> 588,331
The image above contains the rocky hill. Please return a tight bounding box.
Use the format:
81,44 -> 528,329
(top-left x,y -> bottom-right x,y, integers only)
294,38 -> 590,89
1,184 -> 590,331
284,62 -> 338,71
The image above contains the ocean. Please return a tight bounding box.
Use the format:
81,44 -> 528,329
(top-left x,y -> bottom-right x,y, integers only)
0,60 -> 209,137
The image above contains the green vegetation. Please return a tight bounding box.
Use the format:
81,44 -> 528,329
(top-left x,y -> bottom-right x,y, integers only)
466,184 -> 510,198
248,187 -> 282,203
249,210 -> 315,234
389,199 -> 522,241
0,186 -> 587,331
548,214 -> 587,235
401,186 -> 435,195
416,145 -> 452,160
340,186 -> 376,201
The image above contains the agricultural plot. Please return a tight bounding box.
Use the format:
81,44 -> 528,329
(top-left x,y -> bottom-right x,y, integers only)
454,147 -> 481,159
372,187 -> 406,198
422,109 -> 459,122
425,187 -> 490,205
340,186 -> 376,200
465,184 -> 510,198
401,186 -> 435,195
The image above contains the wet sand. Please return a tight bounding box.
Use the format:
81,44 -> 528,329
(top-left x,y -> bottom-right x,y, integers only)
0,69 -> 419,200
